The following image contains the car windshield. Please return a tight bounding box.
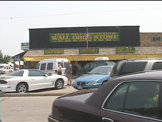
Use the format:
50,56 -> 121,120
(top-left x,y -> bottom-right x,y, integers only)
89,67 -> 112,75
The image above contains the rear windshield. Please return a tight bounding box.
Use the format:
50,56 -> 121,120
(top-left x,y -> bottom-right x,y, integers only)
111,61 -> 147,77
119,62 -> 147,76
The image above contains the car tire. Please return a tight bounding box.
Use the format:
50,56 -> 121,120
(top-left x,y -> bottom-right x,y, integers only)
55,79 -> 64,89
16,83 -> 28,93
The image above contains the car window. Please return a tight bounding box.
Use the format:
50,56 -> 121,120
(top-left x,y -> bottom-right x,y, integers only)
119,62 -> 147,76
58,62 -> 63,67
35,63 -> 40,69
152,62 -> 162,70
47,63 -> 53,70
40,63 -> 46,70
90,67 -> 112,75
104,83 -> 129,111
28,70 -> 45,76
84,64 -> 90,69
64,62 -> 68,68
104,81 -> 160,119
6,70 -> 24,76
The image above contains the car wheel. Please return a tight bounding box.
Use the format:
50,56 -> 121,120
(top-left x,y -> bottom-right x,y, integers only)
16,83 -> 28,93
55,79 -> 64,89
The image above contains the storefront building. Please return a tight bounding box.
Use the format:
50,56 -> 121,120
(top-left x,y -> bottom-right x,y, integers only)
23,26 -> 162,73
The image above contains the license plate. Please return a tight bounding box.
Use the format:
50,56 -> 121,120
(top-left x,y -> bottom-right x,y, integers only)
77,86 -> 83,90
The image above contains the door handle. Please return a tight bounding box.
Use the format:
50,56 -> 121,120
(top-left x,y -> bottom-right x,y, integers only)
102,117 -> 114,122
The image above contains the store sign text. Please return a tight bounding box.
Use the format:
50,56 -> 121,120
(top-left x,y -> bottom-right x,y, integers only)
50,32 -> 119,43
116,48 -> 135,54
44,49 -> 64,55
79,48 -> 99,54
151,37 -> 162,41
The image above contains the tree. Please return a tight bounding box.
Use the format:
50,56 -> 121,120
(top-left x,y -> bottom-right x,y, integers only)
0,50 -> 4,62
0,50 -> 12,63
4,55 -> 12,63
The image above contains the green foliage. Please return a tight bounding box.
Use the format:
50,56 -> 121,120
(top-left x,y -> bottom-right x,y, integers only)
0,50 -> 12,63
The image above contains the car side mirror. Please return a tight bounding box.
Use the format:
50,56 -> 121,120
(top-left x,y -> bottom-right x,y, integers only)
45,74 -> 49,77
47,73 -> 52,76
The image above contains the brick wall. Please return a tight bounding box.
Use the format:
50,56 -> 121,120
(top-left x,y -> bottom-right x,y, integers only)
140,33 -> 162,46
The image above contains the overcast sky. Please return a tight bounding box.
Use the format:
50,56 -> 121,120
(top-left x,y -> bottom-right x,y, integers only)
0,1 -> 162,56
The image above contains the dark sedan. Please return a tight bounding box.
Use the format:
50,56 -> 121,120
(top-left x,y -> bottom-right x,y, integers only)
48,70 -> 162,122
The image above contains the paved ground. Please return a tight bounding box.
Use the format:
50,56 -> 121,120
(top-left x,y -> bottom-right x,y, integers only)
0,78 -> 78,97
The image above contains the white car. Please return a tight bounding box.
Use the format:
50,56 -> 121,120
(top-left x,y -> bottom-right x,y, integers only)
0,69 -> 68,93
0,64 -> 13,74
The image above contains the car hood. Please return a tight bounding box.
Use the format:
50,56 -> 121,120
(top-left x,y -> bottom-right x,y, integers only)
76,74 -> 109,82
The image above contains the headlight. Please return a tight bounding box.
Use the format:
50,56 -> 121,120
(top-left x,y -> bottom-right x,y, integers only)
87,81 -> 98,84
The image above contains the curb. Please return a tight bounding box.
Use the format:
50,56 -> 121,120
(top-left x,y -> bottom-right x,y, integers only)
0,92 -> 68,97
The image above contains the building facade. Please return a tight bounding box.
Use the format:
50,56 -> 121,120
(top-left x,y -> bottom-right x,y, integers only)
23,26 -> 162,74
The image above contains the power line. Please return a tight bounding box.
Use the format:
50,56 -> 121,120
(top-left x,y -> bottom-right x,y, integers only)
0,7 -> 161,20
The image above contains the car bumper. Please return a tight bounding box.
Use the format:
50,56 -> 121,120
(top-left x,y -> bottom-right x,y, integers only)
72,83 -> 101,89
0,84 -> 15,92
48,115 -> 60,122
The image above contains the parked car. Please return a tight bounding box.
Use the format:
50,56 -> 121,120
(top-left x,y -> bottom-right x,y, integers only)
77,60 -> 115,77
0,64 -> 13,74
48,70 -> 162,122
0,69 -> 68,93
110,58 -> 162,78
72,66 -> 114,90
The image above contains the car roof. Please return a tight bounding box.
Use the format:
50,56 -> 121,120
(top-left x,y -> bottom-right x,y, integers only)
123,58 -> 162,62
113,70 -> 162,81
17,69 -> 43,72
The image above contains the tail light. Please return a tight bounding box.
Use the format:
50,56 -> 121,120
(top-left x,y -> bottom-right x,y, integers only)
0,80 -> 7,84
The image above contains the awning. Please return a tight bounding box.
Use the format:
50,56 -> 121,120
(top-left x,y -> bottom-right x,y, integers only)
73,55 -> 125,61
23,55 -> 125,62
23,56 -> 74,62
12,51 -> 27,59
124,54 -> 147,59
23,54 -> 162,62
146,54 -> 162,58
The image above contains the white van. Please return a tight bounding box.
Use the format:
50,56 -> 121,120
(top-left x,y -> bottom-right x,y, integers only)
35,58 -> 69,75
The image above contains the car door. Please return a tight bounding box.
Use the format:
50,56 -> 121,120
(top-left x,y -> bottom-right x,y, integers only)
27,70 -> 54,90
96,81 -> 162,122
